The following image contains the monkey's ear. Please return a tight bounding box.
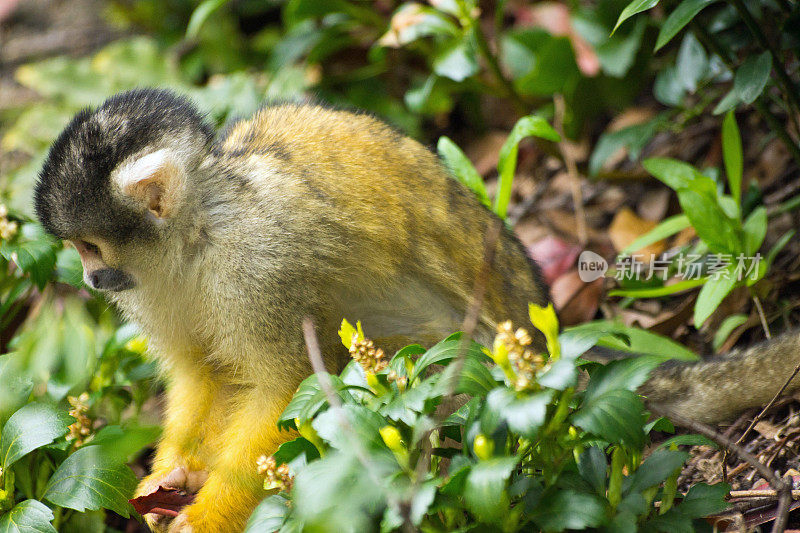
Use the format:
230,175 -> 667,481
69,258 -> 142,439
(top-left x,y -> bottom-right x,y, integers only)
116,149 -> 185,220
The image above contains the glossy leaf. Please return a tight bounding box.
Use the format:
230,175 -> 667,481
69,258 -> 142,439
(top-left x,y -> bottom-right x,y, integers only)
462,457 -> 518,525
495,115 -> 560,219
722,111 -> 743,205
694,266 -> 737,326
572,389 -> 646,448
734,52 -> 771,104
655,0 -> 718,51
43,445 -> 138,517
437,136 -> 490,206
613,0 -> 659,33
0,499 -> 57,533
245,494 -> 292,533
1,402 -> 73,469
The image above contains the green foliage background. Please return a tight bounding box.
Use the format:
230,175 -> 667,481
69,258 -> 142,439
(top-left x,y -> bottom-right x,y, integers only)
0,0 -> 798,530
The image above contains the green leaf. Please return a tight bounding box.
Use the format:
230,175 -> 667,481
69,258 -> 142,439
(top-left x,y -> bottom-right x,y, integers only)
589,118 -> 663,176
55,247 -> 83,288
677,188 -> 742,254
613,0 -> 660,34
530,489 -> 607,530
713,314 -> 748,351
437,356 -> 498,397
482,388 -> 553,438
433,40 -> 479,82
1,402 -> 73,469
312,404 -> 386,451
722,111 -> 743,205
573,389 -> 646,448
609,278 -> 708,298
245,494 -> 292,533
584,356 -> 665,402
277,373 -> 350,430
658,434 -> 718,449
495,115 -> 560,219
565,321 -> 699,361
675,33 -> 707,93
676,482 -> 730,517
734,52 -> 771,104
713,87 -> 741,115
0,224 -> 58,289
0,499 -> 57,533
511,35 -> 580,97
594,18 -> 646,78
694,267 -> 737,326
655,0 -> 718,51
88,424 -> 161,463
186,0 -> 230,38
620,214 -> 691,257
273,437 -> 320,468
292,449 -> 396,531
626,449 -> 688,493
742,206 -> 767,255
654,65 -> 686,106
43,445 -> 138,517
643,158 -> 715,194
410,333 -> 489,382
437,137 -> 490,207
578,446 -> 608,495
463,457 -> 518,525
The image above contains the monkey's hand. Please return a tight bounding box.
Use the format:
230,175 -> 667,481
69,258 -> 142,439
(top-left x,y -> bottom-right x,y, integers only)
168,471 -> 262,533
136,466 -> 208,533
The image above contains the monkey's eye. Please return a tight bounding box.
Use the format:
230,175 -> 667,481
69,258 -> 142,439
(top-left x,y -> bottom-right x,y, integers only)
80,241 -> 101,257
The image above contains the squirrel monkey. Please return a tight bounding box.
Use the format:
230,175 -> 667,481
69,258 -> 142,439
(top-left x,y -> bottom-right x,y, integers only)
34,89 -> 800,532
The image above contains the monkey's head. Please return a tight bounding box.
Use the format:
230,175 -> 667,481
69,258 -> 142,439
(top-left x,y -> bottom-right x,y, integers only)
34,88 -> 214,292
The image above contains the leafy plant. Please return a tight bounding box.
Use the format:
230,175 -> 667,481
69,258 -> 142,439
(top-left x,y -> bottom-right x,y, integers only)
0,206 -> 158,531
245,306 -> 728,531
593,0 -> 800,172
610,111 -> 793,329
438,114 -> 561,219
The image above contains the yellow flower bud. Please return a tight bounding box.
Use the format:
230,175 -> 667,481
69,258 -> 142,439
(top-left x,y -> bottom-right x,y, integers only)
473,434 -> 494,460
124,336 -> 148,353
379,425 -> 404,452
365,371 -> 381,391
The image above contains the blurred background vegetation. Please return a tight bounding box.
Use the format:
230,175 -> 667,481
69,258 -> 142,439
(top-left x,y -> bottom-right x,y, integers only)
0,0 -> 799,530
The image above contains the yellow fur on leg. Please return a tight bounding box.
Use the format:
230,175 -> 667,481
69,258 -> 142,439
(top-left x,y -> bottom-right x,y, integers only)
175,388 -> 293,532
136,358 -> 224,531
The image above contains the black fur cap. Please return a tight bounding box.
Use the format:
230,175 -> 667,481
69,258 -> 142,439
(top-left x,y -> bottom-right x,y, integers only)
34,88 -> 213,244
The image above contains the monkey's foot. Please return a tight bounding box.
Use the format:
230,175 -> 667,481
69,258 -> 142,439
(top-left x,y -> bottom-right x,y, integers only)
135,466 -> 208,532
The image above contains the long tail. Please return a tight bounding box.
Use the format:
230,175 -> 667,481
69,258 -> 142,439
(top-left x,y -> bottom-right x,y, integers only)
639,331 -> 800,424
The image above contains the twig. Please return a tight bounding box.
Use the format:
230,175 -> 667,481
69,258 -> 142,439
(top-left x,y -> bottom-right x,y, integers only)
554,94 -> 588,245
407,218 -> 501,522
301,318 -> 407,527
653,407 -> 792,533
753,295 -> 773,340
722,361 -> 800,484
729,490 -> 800,499
736,361 -> 800,448
441,218 -> 502,398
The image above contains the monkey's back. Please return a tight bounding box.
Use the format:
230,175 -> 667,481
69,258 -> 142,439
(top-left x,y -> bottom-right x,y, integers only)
217,103 -> 548,348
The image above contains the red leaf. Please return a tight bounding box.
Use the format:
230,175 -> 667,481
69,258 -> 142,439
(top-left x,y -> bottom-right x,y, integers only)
129,486 -> 195,516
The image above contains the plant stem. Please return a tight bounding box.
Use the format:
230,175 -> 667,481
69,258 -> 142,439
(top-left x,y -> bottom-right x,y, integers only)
691,22 -> 800,166
454,0 -> 526,113
729,0 -> 800,124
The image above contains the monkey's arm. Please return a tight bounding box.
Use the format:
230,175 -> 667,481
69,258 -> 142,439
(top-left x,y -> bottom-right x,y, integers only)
136,355 -> 226,531
174,382 -> 294,533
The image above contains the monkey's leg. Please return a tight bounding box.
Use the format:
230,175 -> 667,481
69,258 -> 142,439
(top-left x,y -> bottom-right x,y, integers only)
136,360 -> 223,531
172,387 -> 292,533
